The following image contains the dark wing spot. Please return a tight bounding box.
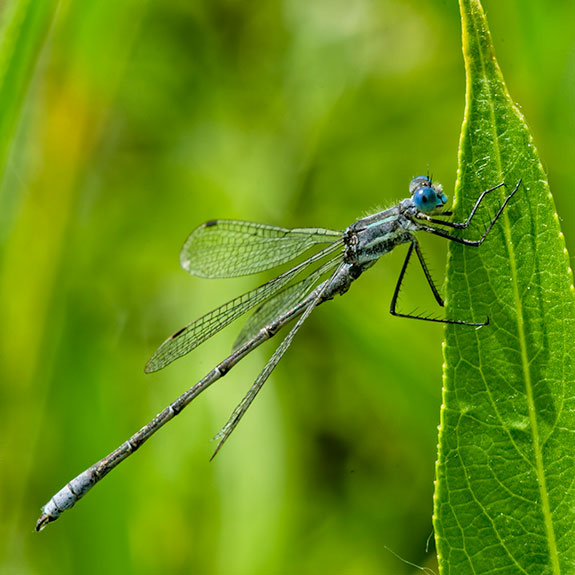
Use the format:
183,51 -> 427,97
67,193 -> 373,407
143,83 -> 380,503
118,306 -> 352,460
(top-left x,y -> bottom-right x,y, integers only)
172,327 -> 186,338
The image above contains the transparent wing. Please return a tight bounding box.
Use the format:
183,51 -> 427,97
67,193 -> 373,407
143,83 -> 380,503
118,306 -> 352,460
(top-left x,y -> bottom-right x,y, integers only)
145,240 -> 343,373
180,219 -> 341,278
210,264 -> 342,459
232,256 -> 340,352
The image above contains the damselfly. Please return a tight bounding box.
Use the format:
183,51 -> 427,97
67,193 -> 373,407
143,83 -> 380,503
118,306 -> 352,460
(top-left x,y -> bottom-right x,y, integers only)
36,176 -> 521,531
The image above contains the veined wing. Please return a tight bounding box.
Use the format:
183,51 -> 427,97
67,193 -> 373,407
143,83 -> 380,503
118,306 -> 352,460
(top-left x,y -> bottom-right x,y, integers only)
232,256 -> 340,352
146,240 -> 344,373
180,220 -> 341,278
211,263 -> 343,458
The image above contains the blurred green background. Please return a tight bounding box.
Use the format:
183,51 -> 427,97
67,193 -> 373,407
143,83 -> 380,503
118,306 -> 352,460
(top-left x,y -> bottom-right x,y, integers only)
0,0 -> 572,573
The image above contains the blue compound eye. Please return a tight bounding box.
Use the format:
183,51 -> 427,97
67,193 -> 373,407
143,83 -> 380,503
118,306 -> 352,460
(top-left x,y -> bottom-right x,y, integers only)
414,186 -> 440,213
409,176 -> 432,196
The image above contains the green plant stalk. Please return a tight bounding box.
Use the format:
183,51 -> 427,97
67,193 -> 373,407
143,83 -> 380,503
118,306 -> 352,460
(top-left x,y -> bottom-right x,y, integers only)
0,0 -> 57,182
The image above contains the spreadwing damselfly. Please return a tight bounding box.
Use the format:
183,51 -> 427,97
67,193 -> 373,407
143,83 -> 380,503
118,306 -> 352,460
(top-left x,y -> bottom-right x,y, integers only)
36,175 -> 521,530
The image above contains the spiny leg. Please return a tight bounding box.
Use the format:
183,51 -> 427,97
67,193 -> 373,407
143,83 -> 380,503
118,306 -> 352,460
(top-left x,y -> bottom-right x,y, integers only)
414,241 -> 444,307
390,240 -> 487,326
421,178 -> 521,245
421,179 -> 521,231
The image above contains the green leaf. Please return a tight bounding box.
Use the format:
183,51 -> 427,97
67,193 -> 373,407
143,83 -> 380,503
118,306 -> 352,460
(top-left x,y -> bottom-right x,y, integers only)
433,1 -> 575,574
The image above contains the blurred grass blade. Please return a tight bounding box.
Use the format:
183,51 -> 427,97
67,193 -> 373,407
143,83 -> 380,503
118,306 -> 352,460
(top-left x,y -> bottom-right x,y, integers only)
434,0 -> 575,573
0,0 -> 58,181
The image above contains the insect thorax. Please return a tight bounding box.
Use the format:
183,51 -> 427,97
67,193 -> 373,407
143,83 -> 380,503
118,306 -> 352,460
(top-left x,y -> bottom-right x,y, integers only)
344,213 -> 414,267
